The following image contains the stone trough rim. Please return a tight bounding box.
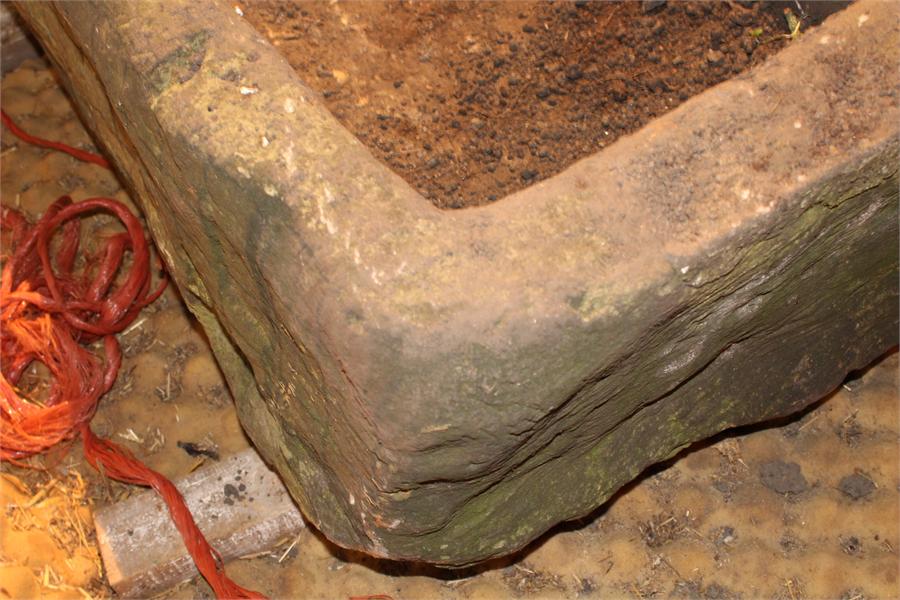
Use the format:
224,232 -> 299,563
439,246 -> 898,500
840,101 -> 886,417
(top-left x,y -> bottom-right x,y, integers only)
98,0 -> 890,355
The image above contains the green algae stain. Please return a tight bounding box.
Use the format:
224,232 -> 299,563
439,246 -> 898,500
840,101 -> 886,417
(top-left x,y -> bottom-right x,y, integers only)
149,30 -> 211,94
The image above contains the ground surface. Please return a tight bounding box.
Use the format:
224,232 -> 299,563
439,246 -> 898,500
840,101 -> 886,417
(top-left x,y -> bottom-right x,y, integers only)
243,0 -> 842,208
1,50 -> 897,600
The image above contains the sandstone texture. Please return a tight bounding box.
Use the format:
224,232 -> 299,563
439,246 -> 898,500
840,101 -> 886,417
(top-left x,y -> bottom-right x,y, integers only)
15,0 -> 898,565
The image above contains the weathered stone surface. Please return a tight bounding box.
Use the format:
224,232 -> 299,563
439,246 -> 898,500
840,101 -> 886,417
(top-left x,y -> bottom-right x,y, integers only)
16,0 -> 898,565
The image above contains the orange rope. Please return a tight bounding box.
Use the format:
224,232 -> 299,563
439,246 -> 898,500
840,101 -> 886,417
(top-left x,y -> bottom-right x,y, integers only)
1,110 -> 264,599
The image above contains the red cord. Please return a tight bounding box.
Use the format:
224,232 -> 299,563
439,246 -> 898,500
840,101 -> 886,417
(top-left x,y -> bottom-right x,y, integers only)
1,109 -> 110,168
81,427 -> 266,599
1,111 -> 265,599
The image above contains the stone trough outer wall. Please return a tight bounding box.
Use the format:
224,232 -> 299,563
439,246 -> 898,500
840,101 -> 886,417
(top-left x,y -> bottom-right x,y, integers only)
15,0 -> 899,565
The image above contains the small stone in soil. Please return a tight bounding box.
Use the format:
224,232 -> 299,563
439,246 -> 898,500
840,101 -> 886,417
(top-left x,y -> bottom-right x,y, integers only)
565,66 -> 583,81
840,535 -> 863,556
521,169 -> 538,182
648,77 -> 669,92
759,460 -> 809,495
608,80 -> 628,102
838,473 -> 876,500
713,525 -> 736,546
706,49 -> 726,67
642,0 -> 667,13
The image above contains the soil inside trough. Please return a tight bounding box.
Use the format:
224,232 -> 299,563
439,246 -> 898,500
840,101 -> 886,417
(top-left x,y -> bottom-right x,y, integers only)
244,0 -> 845,208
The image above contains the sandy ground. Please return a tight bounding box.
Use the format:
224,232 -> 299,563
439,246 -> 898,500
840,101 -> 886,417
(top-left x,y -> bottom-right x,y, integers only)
1,61 -> 897,600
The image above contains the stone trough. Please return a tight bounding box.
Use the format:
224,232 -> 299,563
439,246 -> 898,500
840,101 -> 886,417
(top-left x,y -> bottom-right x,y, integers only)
15,0 -> 898,566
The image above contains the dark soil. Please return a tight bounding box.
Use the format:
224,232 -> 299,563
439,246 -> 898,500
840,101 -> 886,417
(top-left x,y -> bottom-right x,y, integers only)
244,1 -> 845,209
244,1 -> 846,208
759,459 -> 809,495
839,472 -> 876,500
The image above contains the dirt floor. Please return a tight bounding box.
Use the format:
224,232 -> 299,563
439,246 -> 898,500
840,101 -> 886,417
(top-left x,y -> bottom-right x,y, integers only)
242,0 -> 846,208
2,57 -> 898,600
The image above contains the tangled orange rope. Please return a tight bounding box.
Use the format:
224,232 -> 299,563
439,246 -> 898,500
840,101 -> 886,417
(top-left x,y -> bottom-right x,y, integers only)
1,109 -> 265,599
